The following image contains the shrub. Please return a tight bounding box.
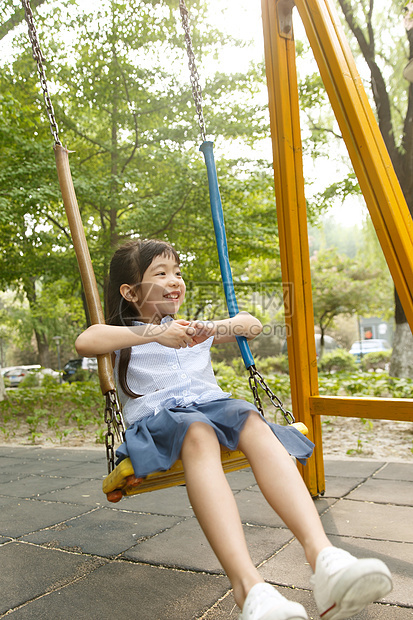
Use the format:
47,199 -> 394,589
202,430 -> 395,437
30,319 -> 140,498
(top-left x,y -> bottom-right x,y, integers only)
19,372 -> 40,388
72,368 -> 97,382
254,355 -> 290,375
318,349 -> 358,373
360,350 -> 392,372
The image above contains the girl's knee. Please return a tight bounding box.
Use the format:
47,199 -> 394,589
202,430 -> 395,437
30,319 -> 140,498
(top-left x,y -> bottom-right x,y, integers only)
181,422 -> 218,456
242,410 -> 266,432
238,410 -> 272,447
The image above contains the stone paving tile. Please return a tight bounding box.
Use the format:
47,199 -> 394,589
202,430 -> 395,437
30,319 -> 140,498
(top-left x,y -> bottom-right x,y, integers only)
374,462 -> 413,482
260,534 -> 413,607
320,499 -> 413,543
323,459 -> 385,478
347,478 -> 413,506
37,478 -> 108,506
0,474 -> 87,499
0,495 -> 20,508
124,515 -> 294,573
0,471 -> 30,484
22,506 -> 181,557
0,497 -> 92,538
0,446 -> 44,458
234,488 -> 335,528
323,475 -> 365,498
109,484 -> 195,517
0,541 -> 107,615
225,468 -> 256,491
0,535 -> 12,544
0,457 -> 68,476
19,447 -> 105,461
4,560 -> 229,620
51,460 -> 108,479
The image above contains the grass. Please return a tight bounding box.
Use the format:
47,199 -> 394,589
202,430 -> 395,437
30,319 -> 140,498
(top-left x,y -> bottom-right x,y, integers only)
1,363 -> 412,446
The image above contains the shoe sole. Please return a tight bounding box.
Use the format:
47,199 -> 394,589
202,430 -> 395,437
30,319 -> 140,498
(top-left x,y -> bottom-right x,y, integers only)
320,560 -> 392,620
259,611 -> 308,620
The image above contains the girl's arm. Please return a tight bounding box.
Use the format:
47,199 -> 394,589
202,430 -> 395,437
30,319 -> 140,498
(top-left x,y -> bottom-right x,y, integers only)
189,312 -> 263,345
75,320 -> 195,357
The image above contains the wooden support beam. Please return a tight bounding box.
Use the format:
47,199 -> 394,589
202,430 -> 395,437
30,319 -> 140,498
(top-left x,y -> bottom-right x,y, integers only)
261,0 -> 325,496
310,396 -> 413,422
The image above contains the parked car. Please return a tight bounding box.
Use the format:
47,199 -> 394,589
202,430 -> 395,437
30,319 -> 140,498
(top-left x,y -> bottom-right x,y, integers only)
2,365 -> 41,387
349,339 -> 391,362
62,358 -> 98,382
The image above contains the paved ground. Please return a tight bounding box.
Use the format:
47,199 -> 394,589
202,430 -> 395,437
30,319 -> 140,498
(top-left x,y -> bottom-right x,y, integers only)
0,446 -> 412,619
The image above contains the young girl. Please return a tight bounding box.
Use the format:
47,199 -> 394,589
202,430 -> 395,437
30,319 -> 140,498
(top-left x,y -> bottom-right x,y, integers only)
76,239 -> 392,620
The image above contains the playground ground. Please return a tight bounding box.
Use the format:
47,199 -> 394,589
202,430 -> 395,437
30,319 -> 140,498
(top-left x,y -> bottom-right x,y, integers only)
0,445 -> 412,619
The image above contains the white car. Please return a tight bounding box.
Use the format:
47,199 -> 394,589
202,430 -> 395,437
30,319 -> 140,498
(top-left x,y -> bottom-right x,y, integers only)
349,339 -> 391,361
2,365 -> 41,387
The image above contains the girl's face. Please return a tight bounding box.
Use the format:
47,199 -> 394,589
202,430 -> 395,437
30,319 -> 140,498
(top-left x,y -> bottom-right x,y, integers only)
122,253 -> 186,323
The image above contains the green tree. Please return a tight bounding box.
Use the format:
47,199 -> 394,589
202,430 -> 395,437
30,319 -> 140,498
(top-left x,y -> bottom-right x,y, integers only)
1,1 -> 278,364
0,0 -> 47,41
310,248 -> 389,357
334,0 -> 413,377
300,0 -> 413,375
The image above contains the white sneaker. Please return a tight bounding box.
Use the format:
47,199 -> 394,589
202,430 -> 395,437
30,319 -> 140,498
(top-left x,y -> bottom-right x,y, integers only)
239,583 -> 308,620
310,547 -> 392,620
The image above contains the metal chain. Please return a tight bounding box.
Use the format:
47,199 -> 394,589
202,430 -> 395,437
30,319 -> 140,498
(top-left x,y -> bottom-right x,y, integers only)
179,2 -> 294,426
179,0 -> 207,142
104,391 -> 126,474
21,0 -> 62,145
248,366 -> 296,425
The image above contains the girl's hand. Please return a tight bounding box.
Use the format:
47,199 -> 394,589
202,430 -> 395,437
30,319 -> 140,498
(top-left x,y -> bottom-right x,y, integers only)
151,319 -> 197,349
186,321 -> 215,346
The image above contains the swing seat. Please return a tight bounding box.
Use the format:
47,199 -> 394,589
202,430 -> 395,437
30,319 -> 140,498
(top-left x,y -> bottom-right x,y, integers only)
102,447 -> 250,502
102,422 -> 308,502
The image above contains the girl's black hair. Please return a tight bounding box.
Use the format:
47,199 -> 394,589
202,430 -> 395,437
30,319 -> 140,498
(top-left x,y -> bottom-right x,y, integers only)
106,239 -> 180,398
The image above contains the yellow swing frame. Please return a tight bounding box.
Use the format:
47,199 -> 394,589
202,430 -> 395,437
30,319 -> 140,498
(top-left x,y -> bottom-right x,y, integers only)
261,0 -> 413,497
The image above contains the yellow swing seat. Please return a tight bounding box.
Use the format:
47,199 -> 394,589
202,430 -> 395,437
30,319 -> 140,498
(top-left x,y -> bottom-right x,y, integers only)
102,448 -> 250,502
102,421 -> 308,502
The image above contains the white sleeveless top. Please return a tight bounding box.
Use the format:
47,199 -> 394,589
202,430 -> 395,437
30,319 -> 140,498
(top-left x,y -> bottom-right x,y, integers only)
114,316 -> 231,426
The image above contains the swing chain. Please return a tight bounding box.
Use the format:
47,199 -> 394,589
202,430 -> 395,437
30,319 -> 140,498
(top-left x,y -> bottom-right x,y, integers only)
179,0 -> 207,142
21,0 -> 62,146
104,390 -> 126,474
248,366 -> 296,425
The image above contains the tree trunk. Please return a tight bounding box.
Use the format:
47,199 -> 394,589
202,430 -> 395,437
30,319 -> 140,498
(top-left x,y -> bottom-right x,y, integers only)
34,330 -> 51,368
338,0 -> 413,377
0,374 -> 7,402
389,319 -> 413,378
24,277 -> 51,368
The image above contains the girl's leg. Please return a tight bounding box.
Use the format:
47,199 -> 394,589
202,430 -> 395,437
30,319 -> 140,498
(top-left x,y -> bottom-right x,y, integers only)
180,422 -> 263,608
237,412 -> 332,571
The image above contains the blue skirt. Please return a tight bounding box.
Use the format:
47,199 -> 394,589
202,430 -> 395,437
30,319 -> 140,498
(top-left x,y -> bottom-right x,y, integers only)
116,398 -> 314,478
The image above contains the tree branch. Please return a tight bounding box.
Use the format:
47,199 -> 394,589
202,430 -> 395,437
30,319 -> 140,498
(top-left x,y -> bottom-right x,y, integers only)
401,21 -> 413,208
44,214 -> 71,243
0,0 -> 47,41
112,52 -> 140,174
308,119 -> 343,140
337,0 -> 397,161
148,187 -> 193,237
